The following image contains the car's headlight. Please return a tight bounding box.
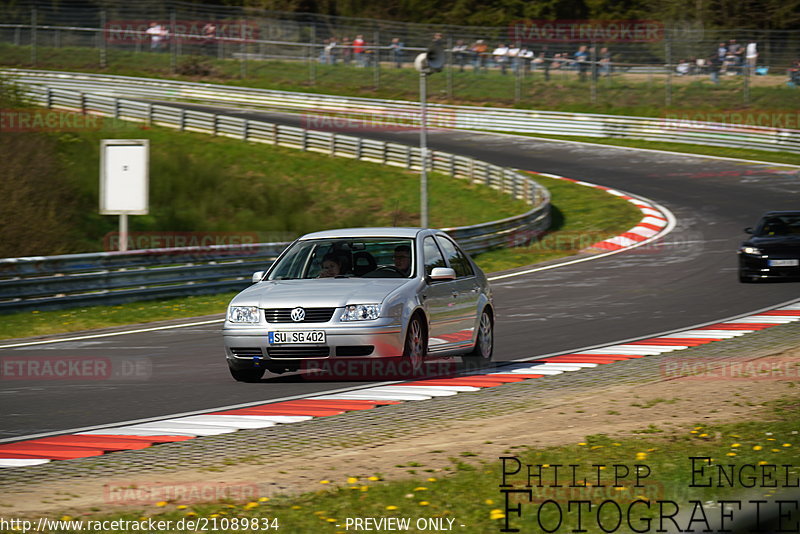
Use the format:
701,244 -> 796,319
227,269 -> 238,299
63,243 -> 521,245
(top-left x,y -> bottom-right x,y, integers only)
740,246 -> 762,255
228,306 -> 260,323
341,304 -> 380,321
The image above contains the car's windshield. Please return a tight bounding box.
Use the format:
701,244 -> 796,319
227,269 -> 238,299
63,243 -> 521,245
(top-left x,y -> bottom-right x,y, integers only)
756,215 -> 800,237
268,238 -> 415,280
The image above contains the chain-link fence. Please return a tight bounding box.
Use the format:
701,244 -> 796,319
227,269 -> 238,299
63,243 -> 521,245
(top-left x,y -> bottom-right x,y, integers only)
1,0 -> 799,109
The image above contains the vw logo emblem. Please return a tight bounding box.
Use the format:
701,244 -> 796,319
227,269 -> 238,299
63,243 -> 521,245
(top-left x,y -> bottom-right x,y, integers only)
290,307 -> 306,322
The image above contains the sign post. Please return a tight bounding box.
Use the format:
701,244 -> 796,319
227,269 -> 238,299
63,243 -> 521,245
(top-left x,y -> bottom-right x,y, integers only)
99,139 -> 149,252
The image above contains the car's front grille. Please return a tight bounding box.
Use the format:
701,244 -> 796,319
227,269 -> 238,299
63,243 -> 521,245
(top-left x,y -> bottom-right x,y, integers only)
335,346 -> 375,357
263,308 -> 337,323
267,346 -> 330,358
230,347 -> 263,358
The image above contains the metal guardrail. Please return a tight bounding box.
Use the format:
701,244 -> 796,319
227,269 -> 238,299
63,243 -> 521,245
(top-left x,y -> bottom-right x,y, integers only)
0,82 -> 550,312
5,69 -> 800,154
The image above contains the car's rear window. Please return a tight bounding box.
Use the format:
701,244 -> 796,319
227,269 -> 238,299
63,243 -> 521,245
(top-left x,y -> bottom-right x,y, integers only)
268,238 -> 415,280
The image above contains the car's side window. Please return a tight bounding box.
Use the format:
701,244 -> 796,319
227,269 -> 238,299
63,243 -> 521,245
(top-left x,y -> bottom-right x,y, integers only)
436,236 -> 474,278
422,236 -> 446,276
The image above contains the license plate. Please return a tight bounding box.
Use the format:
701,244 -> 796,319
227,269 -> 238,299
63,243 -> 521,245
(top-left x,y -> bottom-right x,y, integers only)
269,331 -> 326,344
768,259 -> 799,267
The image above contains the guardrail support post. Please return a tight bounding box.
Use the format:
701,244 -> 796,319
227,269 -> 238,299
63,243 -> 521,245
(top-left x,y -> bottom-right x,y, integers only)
301,130 -> 308,151
180,109 -> 186,131
271,123 -> 278,144
330,133 -> 336,155
355,138 -> 363,160
46,87 -> 52,109
213,114 -> 218,136
100,10 -> 108,68
242,119 -> 249,141
147,103 -> 153,126
30,8 -> 37,66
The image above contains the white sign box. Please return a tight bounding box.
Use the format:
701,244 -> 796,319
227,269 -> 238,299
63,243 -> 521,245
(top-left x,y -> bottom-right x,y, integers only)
100,139 -> 149,215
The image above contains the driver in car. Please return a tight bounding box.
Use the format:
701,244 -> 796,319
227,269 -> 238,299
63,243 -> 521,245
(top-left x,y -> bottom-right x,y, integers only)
393,245 -> 412,276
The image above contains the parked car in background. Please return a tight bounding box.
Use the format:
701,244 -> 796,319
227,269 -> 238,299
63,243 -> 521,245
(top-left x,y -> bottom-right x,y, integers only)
223,228 -> 494,381
738,211 -> 800,282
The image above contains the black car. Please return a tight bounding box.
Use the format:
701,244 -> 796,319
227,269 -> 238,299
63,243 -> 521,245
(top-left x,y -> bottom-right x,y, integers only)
738,211 -> 800,282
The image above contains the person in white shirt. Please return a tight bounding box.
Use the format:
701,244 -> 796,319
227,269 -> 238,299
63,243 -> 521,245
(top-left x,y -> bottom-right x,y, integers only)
146,22 -> 167,51
493,43 -> 509,74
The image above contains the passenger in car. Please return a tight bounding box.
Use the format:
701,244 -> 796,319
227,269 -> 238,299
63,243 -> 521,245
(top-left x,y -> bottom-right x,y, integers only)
319,253 -> 348,277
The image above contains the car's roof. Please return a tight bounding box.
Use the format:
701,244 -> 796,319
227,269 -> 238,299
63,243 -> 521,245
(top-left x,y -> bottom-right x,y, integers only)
762,210 -> 800,217
299,227 -> 430,240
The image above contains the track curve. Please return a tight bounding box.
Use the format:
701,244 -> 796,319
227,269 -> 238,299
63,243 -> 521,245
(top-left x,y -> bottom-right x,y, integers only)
1,101 -> 798,440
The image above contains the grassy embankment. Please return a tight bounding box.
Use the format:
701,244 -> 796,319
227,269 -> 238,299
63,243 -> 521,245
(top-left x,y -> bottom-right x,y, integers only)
32,402 -> 800,533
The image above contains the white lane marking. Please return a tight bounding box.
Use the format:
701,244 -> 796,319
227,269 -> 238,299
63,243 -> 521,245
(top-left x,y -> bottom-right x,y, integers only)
309,393 -> 432,401
159,416 -> 276,429
78,429 -> 198,437
526,364 -> 585,372
358,386 -> 457,397
0,459 -> 51,468
118,423 -> 236,436
506,368 -> 564,375
394,385 -> 481,392
725,316 -> 798,323
0,319 -> 224,349
529,362 -> 599,368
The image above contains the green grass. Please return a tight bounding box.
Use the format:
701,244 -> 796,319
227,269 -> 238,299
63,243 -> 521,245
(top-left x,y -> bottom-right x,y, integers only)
0,174 -> 642,341
36,401 -> 800,533
1,112 -> 530,257
2,43 -> 798,117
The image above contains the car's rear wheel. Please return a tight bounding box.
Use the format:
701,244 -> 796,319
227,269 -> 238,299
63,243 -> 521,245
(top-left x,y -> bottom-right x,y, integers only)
402,314 -> 427,373
464,309 -> 493,364
229,365 -> 265,382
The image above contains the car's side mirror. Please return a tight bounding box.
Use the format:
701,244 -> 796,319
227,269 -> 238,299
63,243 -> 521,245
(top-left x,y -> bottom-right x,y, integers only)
428,267 -> 456,281
252,271 -> 265,283
744,227 -> 753,234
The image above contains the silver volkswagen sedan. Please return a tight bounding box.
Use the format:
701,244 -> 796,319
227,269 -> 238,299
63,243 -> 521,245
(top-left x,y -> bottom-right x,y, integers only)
223,228 -> 494,381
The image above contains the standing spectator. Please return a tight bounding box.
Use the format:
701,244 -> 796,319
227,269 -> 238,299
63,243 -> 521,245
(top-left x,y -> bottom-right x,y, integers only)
471,39 -> 488,72
599,47 -> 611,76
708,52 -> 722,84
519,47 -> 533,74
507,43 -> 521,74
201,22 -> 216,56
352,34 -> 366,67
745,41 -> 758,74
575,45 -> 589,80
146,21 -> 167,51
788,59 -> 800,87
727,39 -> 743,70
389,37 -> 403,68
322,38 -> 337,64
452,40 -> 468,72
340,36 -> 352,65
493,43 -> 509,74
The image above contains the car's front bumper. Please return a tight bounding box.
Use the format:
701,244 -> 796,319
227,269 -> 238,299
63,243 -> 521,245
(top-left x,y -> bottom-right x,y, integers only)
223,318 -> 405,367
739,254 -> 800,280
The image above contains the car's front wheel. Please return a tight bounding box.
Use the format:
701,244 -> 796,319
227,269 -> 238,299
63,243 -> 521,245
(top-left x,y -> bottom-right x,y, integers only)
464,309 -> 493,365
402,314 -> 427,373
229,365 -> 265,382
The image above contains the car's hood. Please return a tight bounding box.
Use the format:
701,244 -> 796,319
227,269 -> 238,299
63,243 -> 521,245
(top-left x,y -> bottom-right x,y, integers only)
232,278 -> 413,308
745,236 -> 800,250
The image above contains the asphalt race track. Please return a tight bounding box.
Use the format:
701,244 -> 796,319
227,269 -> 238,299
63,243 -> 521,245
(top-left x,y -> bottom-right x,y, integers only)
1,102 -> 798,440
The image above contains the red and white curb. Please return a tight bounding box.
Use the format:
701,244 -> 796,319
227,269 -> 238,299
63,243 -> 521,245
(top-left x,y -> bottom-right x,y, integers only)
532,171 -> 672,253
1,300 -> 798,469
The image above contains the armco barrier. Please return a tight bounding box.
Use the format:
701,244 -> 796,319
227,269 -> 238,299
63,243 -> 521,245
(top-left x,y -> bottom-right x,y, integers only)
0,83 -> 550,313
4,69 -> 799,154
